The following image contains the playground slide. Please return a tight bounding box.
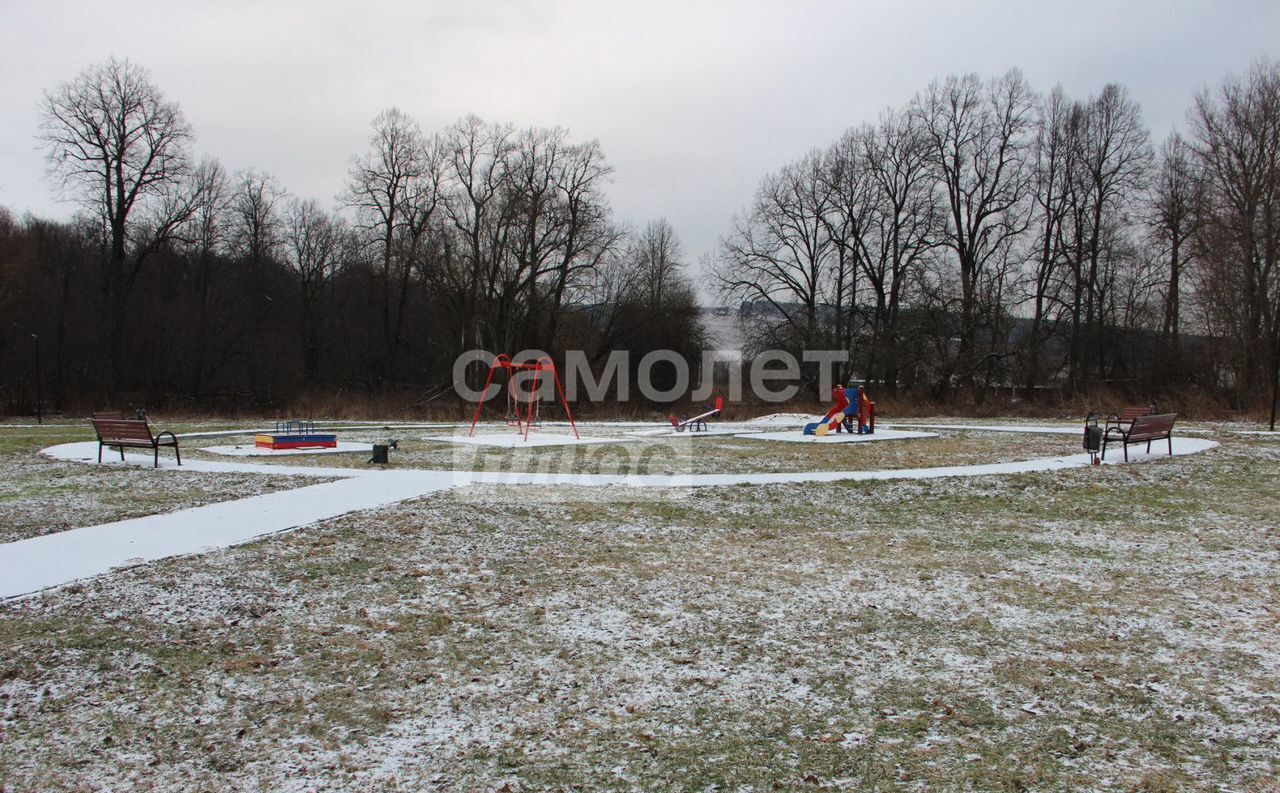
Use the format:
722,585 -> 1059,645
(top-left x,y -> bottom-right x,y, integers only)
803,386 -> 873,437
803,387 -> 851,436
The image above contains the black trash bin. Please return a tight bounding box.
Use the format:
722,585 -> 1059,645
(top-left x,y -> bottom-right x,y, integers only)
368,438 -> 398,465
1083,412 -> 1102,462
1084,425 -> 1102,451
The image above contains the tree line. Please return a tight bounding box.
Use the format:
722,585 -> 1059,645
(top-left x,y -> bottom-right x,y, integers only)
0,58 -> 702,414
715,63 -> 1280,413
2,58 -> 1278,416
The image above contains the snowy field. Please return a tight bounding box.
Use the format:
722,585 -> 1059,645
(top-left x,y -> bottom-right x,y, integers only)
0,419 -> 1277,790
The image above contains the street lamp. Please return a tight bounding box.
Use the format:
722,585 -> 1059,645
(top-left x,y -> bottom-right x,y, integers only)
31,334 -> 42,426
1270,335 -> 1279,433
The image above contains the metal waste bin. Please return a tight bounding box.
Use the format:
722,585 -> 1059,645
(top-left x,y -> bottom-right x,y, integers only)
368,438 -> 398,465
1083,413 -> 1102,463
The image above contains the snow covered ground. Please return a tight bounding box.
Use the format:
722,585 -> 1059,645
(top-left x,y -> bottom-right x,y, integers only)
0,424 -> 1274,790
626,427 -> 752,437
2,420 -> 1274,791
889,422 -> 1082,435
0,429 -> 1215,600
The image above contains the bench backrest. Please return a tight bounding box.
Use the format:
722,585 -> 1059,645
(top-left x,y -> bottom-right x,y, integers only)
1115,405 -> 1154,422
92,418 -> 154,443
1128,412 -> 1177,437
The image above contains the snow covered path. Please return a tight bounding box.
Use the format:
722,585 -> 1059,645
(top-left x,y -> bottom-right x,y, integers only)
887,422 -> 1083,435
0,473 -> 454,599
1,432 -> 1216,599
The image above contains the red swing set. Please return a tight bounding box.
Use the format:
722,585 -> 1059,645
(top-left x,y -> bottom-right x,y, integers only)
467,354 -> 580,441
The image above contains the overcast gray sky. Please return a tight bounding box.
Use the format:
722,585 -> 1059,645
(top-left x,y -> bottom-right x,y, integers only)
2,0 -> 1277,271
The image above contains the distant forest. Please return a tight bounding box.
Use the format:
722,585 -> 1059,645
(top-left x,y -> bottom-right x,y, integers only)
1,58 -> 1278,416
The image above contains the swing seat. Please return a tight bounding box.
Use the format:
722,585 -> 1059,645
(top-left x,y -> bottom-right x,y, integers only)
507,406 -> 540,429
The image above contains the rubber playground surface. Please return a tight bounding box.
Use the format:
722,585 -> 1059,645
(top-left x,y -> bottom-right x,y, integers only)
424,433 -> 641,448
740,427 -> 938,443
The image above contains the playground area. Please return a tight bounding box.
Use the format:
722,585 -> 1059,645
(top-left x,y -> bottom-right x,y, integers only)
0,417 -> 1277,790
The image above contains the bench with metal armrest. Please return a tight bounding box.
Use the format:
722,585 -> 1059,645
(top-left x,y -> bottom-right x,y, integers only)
1101,412 -> 1176,462
90,418 -> 181,468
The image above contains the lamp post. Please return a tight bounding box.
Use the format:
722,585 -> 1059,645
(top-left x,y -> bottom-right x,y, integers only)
1270,335 -> 1279,433
31,334 -> 42,426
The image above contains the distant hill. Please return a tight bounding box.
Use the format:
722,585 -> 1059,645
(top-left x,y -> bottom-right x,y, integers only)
699,307 -> 745,359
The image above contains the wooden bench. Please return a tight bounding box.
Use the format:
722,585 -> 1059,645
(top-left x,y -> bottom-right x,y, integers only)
90,418 -> 181,468
1102,412 -> 1177,462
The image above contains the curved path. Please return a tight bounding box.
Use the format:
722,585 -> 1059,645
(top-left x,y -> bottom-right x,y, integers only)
0,430 -> 1216,600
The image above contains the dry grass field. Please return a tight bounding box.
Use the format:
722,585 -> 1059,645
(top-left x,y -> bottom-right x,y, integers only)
1,420 -> 1276,791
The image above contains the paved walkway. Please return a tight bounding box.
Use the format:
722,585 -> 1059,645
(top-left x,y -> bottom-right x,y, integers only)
0,432 -> 1217,600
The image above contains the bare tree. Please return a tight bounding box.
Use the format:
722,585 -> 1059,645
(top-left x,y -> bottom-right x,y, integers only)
1072,83 -> 1152,381
389,133 -> 444,375
1189,60 -> 1280,407
915,70 -> 1036,391
177,158 -> 229,395
716,150 -> 840,393
610,219 -> 702,392
542,136 -> 619,347
860,108 -> 939,390
438,115 -> 517,351
500,126 -> 612,349
21,216 -> 99,407
432,117 -> 616,354
1023,86 -> 1074,397
1147,133 -> 1200,362
227,168 -> 286,269
821,126 -> 876,381
38,57 -> 198,390
625,218 -> 684,311
283,198 -> 347,380
343,108 -> 436,378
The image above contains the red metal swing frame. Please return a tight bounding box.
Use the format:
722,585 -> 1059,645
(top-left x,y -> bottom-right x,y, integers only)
467,354 -> 581,441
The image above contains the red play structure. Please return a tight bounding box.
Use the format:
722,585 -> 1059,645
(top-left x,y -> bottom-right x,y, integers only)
803,385 -> 875,436
468,354 -> 580,441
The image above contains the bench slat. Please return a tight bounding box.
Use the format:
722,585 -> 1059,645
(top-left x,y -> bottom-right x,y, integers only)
1127,414 -> 1176,436
1116,406 -> 1153,420
93,420 -> 155,442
